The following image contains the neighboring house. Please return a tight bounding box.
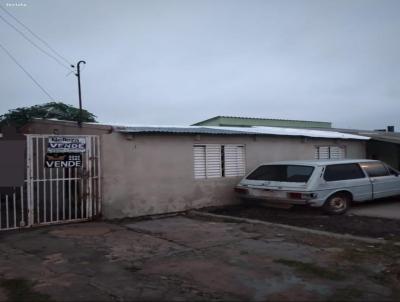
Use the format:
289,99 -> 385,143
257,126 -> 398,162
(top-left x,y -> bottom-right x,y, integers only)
336,127 -> 400,170
20,119 -> 367,219
192,116 -> 332,129
283,124 -> 400,170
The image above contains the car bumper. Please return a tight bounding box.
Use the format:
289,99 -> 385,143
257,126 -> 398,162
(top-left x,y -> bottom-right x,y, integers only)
239,194 -> 311,205
234,186 -> 325,207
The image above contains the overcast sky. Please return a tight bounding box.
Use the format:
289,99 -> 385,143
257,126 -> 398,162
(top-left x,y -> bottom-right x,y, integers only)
0,0 -> 399,129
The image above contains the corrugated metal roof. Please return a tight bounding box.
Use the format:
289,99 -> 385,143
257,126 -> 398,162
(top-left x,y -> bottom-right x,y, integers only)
260,125 -> 400,145
351,132 -> 400,144
192,116 -> 332,128
322,127 -> 400,144
116,125 -> 244,135
28,118 -> 369,141
116,125 -> 369,140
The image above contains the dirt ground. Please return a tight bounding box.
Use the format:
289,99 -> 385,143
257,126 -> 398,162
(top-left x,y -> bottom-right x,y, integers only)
0,215 -> 399,301
208,202 -> 400,241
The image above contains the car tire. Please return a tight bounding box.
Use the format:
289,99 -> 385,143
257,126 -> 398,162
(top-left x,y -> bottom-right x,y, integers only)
322,193 -> 351,215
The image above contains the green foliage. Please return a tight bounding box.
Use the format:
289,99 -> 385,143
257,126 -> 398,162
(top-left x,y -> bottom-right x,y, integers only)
0,102 -> 97,128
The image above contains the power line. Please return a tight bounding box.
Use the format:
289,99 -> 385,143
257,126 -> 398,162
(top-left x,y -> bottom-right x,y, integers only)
0,13 -> 72,71
0,5 -> 73,67
0,41 -> 55,100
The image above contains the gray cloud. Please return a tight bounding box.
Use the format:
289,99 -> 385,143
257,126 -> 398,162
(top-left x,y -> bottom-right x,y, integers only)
0,0 -> 399,130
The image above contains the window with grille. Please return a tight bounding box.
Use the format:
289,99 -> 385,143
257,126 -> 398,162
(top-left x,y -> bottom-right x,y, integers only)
314,146 -> 346,160
193,144 -> 245,179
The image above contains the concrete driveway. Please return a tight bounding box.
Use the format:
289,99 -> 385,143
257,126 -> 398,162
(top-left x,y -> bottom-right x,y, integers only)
348,198 -> 400,220
0,215 -> 399,301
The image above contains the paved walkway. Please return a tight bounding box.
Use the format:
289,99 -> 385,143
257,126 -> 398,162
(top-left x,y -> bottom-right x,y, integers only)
348,198 -> 400,220
0,216 -> 399,301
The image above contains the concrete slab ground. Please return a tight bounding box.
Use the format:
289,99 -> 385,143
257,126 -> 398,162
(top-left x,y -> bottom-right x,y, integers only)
0,216 -> 399,301
348,198 -> 400,220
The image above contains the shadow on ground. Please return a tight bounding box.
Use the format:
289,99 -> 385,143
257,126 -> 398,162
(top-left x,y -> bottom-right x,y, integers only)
207,197 -> 400,240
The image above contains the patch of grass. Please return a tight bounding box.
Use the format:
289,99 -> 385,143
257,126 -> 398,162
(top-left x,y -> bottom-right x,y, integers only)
0,278 -> 52,302
328,287 -> 363,301
274,259 -> 344,281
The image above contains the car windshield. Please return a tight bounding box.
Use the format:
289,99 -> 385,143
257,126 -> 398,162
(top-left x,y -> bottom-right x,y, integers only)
246,165 -> 315,183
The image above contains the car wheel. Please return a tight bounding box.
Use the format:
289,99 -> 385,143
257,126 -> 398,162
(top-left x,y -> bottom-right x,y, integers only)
323,193 -> 350,215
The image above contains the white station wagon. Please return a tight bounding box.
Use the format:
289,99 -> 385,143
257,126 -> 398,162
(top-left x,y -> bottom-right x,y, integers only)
234,159 -> 400,214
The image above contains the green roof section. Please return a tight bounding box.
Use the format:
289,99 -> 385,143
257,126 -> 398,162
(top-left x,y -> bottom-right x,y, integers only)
192,116 -> 332,129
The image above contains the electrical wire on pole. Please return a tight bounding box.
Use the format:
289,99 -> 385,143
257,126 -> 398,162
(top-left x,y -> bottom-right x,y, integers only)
75,60 -> 86,127
0,5 -> 74,68
0,41 -> 55,101
0,7 -> 88,118
0,13 -> 72,71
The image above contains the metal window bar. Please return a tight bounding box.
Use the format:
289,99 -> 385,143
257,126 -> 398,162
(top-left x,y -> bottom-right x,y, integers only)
68,167 -> 71,220
92,136 -> 96,216
49,158 -> 53,222
74,164 -> 78,220
12,191 -> 16,228
35,138 -> 39,223
20,186 -> 24,227
5,195 -> 9,229
0,194 -> 2,229
62,164 -> 65,221
97,136 -> 102,214
42,138 -> 46,223
87,138 -> 92,218
56,162 -> 59,221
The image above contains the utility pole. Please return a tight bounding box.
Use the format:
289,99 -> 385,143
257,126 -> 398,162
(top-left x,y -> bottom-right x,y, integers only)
74,60 -> 86,127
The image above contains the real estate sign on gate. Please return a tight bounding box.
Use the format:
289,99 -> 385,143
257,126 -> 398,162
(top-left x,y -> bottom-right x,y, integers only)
47,137 -> 86,153
45,153 -> 82,168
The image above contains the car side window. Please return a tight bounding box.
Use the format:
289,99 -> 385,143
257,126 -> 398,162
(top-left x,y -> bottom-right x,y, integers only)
360,162 -> 390,178
385,165 -> 399,176
323,163 -> 366,181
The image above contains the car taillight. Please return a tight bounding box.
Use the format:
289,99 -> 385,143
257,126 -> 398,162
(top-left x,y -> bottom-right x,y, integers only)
234,187 -> 249,194
287,192 -> 316,199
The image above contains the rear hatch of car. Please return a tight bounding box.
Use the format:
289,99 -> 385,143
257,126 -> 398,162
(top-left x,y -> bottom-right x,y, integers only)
237,164 -> 316,200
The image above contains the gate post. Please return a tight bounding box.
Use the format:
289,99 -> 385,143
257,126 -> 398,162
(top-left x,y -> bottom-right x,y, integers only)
26,135 -> 34,227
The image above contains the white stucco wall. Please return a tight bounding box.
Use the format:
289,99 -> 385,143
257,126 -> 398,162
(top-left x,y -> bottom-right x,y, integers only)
101,132 -> 366,218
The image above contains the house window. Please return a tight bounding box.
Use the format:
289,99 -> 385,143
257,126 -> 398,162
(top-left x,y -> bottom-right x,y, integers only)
223,145 -> 245,177
315,146 -> 346,160
193,144 -> 245,179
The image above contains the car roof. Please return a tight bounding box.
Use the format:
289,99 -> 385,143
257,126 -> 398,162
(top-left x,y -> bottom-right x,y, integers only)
259,159 -> 379,166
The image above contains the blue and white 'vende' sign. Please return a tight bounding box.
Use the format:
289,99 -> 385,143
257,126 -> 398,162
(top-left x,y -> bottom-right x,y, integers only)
47,137 -> 86,153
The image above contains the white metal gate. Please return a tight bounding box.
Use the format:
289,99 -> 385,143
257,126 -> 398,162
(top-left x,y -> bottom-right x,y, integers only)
0,134 -> 101,231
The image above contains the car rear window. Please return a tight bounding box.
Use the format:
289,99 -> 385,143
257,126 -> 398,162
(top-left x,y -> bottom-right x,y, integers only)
360,162 -> 390,177
246,165 -> 314,183
324,163 -> 365,181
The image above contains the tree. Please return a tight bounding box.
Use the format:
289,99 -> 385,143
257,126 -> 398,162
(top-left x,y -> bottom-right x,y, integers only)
0,102 -> 97,129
